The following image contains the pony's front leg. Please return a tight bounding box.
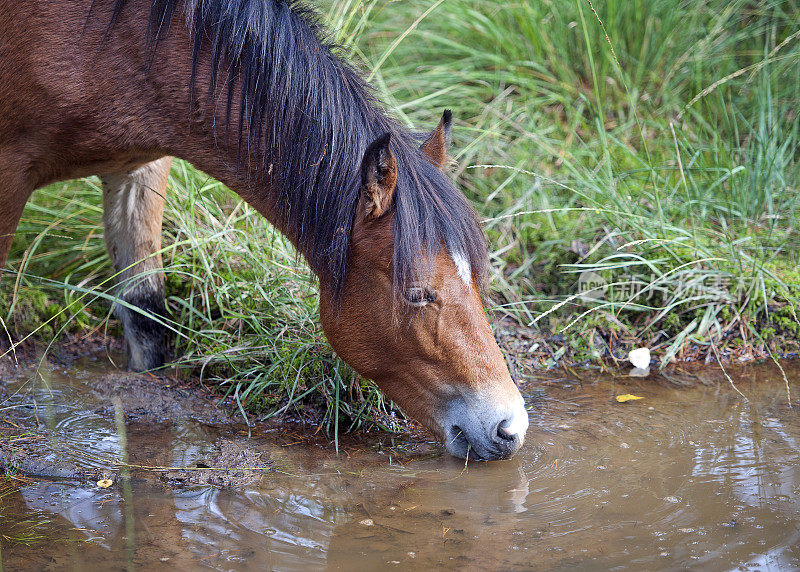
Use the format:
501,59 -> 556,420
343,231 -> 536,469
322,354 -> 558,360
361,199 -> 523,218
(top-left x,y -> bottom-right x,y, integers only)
0,166 -> 34,271
101,157 -> 172,371
0,162 -> 34,353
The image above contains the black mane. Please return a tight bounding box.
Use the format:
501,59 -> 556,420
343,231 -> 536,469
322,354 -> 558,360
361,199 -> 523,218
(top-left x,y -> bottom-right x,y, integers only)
110,0 -> 487,298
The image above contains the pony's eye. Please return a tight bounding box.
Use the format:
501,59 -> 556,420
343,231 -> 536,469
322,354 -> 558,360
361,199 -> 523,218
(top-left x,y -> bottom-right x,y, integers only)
404,286 -> 437,306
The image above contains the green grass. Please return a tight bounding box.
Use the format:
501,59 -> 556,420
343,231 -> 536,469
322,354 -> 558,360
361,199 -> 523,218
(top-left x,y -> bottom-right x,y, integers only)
2,0 -> 800,426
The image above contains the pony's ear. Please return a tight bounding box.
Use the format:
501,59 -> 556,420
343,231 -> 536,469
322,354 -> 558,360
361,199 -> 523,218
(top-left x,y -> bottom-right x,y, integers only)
361,133 -> 397,220
420,109 -> 452,169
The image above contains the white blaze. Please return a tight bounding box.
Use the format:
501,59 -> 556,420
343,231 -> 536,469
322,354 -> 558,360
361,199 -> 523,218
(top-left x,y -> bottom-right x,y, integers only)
452,252 -> 471,285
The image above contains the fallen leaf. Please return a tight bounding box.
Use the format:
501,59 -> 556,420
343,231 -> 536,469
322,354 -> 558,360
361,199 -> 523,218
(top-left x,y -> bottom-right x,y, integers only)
96,479 -> 114,489
628,347 -> 651,369
359,519 -> 374,526
616,394 -> 644,403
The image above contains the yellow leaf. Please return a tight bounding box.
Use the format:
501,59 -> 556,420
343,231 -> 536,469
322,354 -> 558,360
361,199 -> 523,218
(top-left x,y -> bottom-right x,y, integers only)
96,479 -> 114,489
616,394 -> 644,403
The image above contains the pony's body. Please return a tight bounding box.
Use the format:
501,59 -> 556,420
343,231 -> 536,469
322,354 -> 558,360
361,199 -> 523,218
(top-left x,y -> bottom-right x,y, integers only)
0,0 -> 528,460
1,0 -> 262,213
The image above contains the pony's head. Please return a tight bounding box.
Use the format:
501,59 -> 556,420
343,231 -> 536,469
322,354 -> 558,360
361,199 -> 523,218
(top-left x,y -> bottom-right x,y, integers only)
109,0 -> 527,459
319,112 -> 528,461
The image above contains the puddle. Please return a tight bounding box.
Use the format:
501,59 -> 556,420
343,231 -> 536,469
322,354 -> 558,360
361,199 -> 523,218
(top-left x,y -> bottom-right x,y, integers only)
1,359 -> 800,570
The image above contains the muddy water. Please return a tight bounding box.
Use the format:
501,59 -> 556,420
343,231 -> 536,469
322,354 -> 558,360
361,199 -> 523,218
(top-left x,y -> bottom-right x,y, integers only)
1,359 -> 800,570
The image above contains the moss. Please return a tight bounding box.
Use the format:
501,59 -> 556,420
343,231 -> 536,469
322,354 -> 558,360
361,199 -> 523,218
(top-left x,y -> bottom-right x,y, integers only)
0,286 -> 96,341
662,313 -> 682,335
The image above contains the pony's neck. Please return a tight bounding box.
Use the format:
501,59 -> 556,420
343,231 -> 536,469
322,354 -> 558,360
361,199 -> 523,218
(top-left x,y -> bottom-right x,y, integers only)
146,0 -> 399,274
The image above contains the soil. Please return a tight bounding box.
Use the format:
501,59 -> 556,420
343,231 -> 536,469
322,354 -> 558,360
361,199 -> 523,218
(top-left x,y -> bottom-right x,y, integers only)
0,333 -> 271,486
0,333 -> 437,487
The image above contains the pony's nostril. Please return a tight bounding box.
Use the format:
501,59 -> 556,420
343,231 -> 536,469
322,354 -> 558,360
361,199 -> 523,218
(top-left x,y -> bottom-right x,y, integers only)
496,419 -> 518,441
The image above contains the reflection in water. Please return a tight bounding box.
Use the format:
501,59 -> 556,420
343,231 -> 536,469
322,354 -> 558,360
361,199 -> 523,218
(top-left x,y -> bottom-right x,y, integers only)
1,361 -> 800,570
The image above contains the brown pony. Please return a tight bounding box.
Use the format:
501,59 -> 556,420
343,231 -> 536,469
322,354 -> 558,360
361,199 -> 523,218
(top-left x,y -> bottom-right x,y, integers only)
0,0 -> 528,460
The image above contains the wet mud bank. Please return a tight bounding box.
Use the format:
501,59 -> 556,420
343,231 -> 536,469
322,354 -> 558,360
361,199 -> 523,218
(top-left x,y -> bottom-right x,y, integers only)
0,361 -> 256,486
0,347 -> 435,489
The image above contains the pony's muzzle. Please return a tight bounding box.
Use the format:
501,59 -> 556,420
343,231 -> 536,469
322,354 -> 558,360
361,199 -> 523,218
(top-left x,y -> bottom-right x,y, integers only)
441,389 -> 528,461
